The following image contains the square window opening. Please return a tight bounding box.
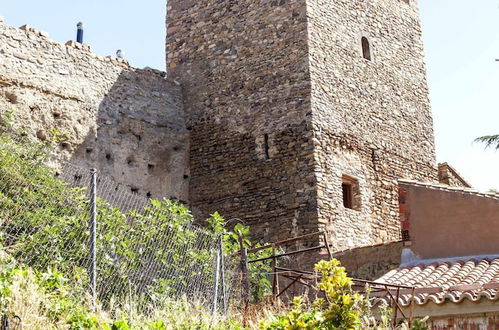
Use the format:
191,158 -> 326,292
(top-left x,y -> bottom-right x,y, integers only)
342,175 -> 361,211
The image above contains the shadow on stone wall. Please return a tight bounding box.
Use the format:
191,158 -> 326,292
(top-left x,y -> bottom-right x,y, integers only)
65,69 -> 190,203
0,22 -> 190,211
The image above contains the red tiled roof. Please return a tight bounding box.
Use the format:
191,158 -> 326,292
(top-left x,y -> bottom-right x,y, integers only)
375,258 -> 499,306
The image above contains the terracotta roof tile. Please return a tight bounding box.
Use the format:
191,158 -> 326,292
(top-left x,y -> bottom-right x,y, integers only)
374,258 -> 499,306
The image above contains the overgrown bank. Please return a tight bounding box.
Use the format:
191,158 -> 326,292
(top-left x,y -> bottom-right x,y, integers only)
0,110 -> 428,329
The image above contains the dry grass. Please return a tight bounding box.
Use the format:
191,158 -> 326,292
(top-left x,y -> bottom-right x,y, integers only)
237,296 -> 292,329
4,272 -> 244,329
6,269 -> 52,329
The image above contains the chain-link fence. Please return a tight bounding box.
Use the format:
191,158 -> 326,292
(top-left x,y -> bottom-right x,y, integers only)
0,137 -> 233,312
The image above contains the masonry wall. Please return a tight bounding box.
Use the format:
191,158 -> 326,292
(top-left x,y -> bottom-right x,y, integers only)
333,241 -> 403,280
399,302 -> 499,329
166,0 -> 319,242
399,181 -> 499,259
0,19 -> 189,201
307,0 -> 438,250
429,313 -> 499,330
438,162 -> 471,187
165,0 -> 439,251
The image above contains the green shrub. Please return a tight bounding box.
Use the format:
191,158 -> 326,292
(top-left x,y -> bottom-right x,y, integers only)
260,259 -> 363,330
0,111 -> 270,325
0,129 -> 224,305
0,251 -> 244,329
208,212 -> 273,303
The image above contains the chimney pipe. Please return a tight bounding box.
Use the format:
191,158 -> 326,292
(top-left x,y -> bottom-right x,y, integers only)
76,22 -> 84,43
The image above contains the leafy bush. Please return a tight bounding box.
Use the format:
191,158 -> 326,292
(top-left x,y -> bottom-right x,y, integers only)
208,212 -> 273,303
0,123 -> 226,307
0,251 -> 99,328
0,112 -> 247,327
0,250 -> 245,329
260,259 -> 430,330
260,259 -> 363,329
0,109 -> 272,311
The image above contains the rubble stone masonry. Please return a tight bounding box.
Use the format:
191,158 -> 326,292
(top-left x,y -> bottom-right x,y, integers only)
438,162 -> 471,187
307,0 -> 437,249
166,0 -> 438,250
0,0 -> 439,258
166,0 -> 319,242
0,19 -> 189,201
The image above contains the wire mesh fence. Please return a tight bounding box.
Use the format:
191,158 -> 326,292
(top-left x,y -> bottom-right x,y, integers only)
0,136 -> 234,312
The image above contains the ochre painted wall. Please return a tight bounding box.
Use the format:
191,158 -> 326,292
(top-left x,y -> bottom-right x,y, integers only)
400,182 -> 499,259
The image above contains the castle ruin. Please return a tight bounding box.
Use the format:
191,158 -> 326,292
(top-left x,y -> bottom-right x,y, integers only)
166,0 -> 440,249
0,0 -> 469,270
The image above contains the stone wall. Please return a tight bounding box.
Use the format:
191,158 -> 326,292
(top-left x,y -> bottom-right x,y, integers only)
428,314 -> 499,330
165,0 -> 438,250
307,0 -> 438,250
0,19 -> 189,201
399,302 -> 499,329
0,0 -> 442,270
313,133 -> 436,249
438,162 -> 471,187
166,0 -> 319,241
334,241 -> 403,280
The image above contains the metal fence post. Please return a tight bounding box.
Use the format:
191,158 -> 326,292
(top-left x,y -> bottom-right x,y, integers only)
219,236 -> 226,313
89,168 -> 97,308
238,231 -> 250,313
1,314 -> 9,330
271,244 -> 277,297
211,238 -> 221,316
241,246 -> 250,325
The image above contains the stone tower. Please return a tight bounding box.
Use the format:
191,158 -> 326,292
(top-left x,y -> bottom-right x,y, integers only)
166,0 -> 437,251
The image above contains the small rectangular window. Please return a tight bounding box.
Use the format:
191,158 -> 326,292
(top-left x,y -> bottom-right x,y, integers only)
342,183 -> 353,209
342,175 -> 361,210
256,134 -> 272,160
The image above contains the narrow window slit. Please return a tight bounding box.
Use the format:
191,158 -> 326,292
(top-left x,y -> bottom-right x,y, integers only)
361,37 -> 371,61
263,134 -> 270,160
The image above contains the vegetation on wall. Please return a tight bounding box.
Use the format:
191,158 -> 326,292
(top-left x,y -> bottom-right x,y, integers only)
0,109 -> 429,329
0,129 -> 212,300
0,108 -> 269,328
0,105 -> 273,302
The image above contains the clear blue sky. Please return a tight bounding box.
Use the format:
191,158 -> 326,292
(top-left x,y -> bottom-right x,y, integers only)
1,0 -> 498,191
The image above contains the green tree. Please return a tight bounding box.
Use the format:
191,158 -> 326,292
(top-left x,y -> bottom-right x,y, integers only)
474,134 -> 499,150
